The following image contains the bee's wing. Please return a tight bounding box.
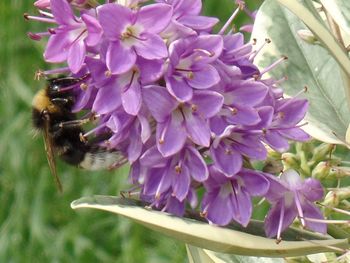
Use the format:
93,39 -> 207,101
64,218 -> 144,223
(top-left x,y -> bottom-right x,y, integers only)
43,114 -> 63,192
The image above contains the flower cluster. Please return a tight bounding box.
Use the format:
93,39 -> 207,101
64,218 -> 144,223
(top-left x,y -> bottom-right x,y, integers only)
27,0 -> 325,238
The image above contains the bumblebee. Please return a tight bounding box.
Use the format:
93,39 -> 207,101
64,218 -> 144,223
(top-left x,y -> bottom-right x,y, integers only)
32,76 -> 124,191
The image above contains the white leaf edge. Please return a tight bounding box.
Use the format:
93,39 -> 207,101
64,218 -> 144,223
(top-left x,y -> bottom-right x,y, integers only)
71,196 -> 349,258
320,0 -> 350,36
277,0 -> 350,120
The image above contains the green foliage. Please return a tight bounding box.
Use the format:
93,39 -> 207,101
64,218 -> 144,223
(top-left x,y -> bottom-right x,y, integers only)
0,1 -> 260,262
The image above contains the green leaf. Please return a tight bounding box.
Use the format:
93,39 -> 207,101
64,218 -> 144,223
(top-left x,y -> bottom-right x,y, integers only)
71,196 -> 349,257
320,0 -> 350,36
251,0 -> 350,144
276,0 -> 350,78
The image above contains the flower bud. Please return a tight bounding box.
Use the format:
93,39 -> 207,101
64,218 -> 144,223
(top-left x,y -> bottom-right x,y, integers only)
281,153 -> 299,170
323,187 -> 350,207
328,166 -> 350,179
297,29 -> 318,44
311,161 -> 330,179
311,143 -> 335,163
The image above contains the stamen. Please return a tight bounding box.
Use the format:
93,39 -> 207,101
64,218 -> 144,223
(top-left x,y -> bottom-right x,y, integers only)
193,48 -> 214,58
275,86 -> 308,112
82,122 -> 106,139
42,67 -> 71,75
317,202 -> 350,216
27,32 -> 50,41
259,56 -> 288,76
250,38 -> 271,61
38,10 -> 54,18
301,217 -> 350,225
23,13 -> 56,24
276,204 -> 285,244
294,192 -> 306,227
219,7 -> 240,35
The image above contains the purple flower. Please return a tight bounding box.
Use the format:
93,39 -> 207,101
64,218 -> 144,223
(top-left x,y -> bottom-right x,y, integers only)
165,35 -> 223,101
210,125 -> 267,176
140,144 -> 208,201
202,166 -> 269,226
27,0 -> 315,237
143,85 -> 223,156
262,98 -> 310,152
97,3 -> 172,74
44,0 -> 102,73
264,169 -> 326,239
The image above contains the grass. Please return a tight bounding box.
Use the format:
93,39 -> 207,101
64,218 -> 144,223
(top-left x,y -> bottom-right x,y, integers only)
0,1 -> 260,262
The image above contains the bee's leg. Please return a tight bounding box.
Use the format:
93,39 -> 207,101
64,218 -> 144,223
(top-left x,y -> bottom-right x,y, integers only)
49,74 -> 90,88
108,157 -> 128,171
51,96 -> 75,107
57,118 -> 91,129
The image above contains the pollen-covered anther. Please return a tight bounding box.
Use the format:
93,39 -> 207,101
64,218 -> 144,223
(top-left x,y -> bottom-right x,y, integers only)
48,28 -> 56,34
158,138 -> 164,144
262,128 -> 267,135
105,70 -> 112,77
230,107 -> 238,115
187,71 -> 194,79
34,69 -> 44,80
79,132 -> 88,143
225,148 -> 232,155
199,211 -> 208,218
277,112 -> 285,119
175,165 -> 182,174
80,83 -> 88,91
191,104 -> 198,112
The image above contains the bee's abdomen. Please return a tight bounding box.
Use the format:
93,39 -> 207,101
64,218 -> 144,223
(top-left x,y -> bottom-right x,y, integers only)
78,147 -> 124,170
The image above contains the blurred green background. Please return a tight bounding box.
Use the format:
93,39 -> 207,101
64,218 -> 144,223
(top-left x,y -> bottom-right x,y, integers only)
0,1 -> 260,262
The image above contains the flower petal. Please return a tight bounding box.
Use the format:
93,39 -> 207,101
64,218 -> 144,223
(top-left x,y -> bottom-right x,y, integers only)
166,75 -> 193,102
121,80 -> 142,115
50,0 -> 75,25
225,104 -> 260,126
210,142 -> 242,176
44,32 -> 69,62
92,82 -> 121,114
143,85 -> 178,122
205,191 -> 233,226
184,109 -> 211,147
302,202 -> 327,234
178,15 -> 218,31
172,166 -> 190,201
264,130 -> 290,152
265,200 -> 298,238
157,112 -> 186,157
191,90 -> 223,118
187,65 -> 220,89
134,33 -> 168,60
67,40 -> 86,74
137,3 -> 172,34
231,188 -> 252,226
140,145 -> 168,167
82,14 -> 103,47
240,169 -> 269,196
106,42 -> 136,74
97,3 -> 132,40
301,178 -> 324,201
185,146 -> 209,182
